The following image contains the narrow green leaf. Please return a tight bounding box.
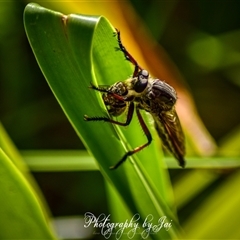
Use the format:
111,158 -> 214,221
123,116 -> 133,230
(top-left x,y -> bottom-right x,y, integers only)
0,123 -> 53,228
24,3 -> 181,238
22,150 -> 98,171
0,122 -> 29,174
183,170 -> 240,239
173,170 -> 218,209
22,150 -> 240,171
0,149 -> 55,239
219,124 -> 240,157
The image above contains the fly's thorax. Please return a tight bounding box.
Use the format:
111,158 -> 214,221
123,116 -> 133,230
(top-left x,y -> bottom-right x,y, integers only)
137,78 -> 177,113
146,79 -> 177,111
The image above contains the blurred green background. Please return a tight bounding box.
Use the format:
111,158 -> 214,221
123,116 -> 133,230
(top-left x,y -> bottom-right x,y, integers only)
1,0 -> 240,239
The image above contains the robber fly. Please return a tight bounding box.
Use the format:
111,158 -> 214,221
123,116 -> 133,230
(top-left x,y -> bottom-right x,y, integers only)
84,29 -> 185,169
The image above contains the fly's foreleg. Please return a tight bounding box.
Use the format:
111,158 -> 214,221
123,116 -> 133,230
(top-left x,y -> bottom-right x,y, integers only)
114,29 -> 141,77
84,102 -> 134,127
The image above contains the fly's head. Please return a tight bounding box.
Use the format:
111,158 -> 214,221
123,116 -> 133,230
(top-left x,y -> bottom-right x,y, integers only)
102,70 -> 150,116
125,69 -> 150,97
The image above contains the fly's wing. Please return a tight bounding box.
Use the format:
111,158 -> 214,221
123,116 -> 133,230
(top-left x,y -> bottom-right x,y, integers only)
154,107 -> 185,167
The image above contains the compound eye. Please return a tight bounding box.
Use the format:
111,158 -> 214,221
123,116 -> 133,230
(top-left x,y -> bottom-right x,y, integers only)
141,69 -> 149,78
134,70 -> 149,93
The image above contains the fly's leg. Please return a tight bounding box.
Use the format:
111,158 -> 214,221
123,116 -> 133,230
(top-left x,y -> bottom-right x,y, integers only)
84,103 -> 134,169
89,82 -> 109,93
84,101 -> 134,127
114,29 -> 142,77
84,101 -> 152,169
109,107 -> 152,170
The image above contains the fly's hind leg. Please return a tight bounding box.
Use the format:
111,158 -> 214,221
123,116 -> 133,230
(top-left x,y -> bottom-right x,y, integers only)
109,107 -> 152,169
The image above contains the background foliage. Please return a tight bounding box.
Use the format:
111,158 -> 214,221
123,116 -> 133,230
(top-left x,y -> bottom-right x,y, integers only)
1,0 -> 240,239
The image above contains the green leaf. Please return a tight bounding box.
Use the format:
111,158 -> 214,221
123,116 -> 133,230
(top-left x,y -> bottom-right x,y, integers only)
0,149 -> 55,239
183,170 -> 240,239
0,122 -> 29,174
219,124 -> 240,157
24,3 -> 181,238
22,150 -> 240,171
0,123 -> 52,213
0,122 -> 54,231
